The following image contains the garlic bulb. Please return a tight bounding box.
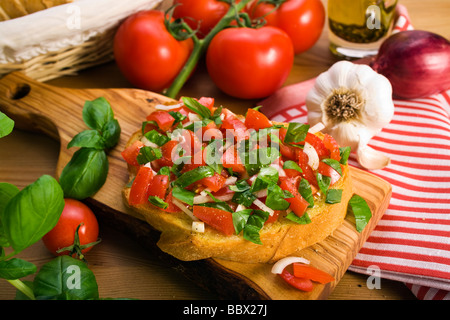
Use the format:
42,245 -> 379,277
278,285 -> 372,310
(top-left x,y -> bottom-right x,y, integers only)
306,61 -> 394,170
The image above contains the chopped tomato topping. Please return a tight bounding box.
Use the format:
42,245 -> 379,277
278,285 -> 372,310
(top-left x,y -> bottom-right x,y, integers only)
293,263 -> 335,284
121,140 -> 144,167
244,108 -> 272,131
147,110 -> 175,131
129,166 -> 154,206
147,174 -> 169,200
279,176 -> 309,218
193,206 -> 235,236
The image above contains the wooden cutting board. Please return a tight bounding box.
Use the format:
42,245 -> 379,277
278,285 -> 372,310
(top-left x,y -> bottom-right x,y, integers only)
0,72 -> 391,300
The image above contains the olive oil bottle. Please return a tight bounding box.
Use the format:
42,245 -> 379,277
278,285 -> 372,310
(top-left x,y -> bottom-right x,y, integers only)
328,0 -> 397,59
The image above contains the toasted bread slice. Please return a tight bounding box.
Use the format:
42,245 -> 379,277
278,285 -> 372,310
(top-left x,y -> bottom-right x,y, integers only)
122,122 -> 353,263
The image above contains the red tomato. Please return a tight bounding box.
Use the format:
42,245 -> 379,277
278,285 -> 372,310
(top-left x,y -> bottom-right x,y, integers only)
305,132 -> 329,159
222,146 -> 246,173
323,134 -> 341,161
293,263 -> 335,284
199,173 -> 227,192
147,174 -> 170,200
155,140 -> 179,168
113,10 -> 193,92
172,0 -> 231,38
193,206 -> 235,236
147,111 -> 175,131
317,162 -> 341,185
206,26 -> 294,99
279,176 -> 309,218
280,269 -> 314,292
42,199 -> 99,256
129,166 -> 154,206
121,140 -> 144,167
247,0 -> 325,54
244,108 -> 273,131
221,109 -> 250,141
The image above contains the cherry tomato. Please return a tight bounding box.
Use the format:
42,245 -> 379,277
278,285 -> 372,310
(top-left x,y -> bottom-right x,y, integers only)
206,26 -> 294,99
42,199 -> 99,256
113,10 -> 194,92
247,0 -> 325,54
172,0 -> 231,38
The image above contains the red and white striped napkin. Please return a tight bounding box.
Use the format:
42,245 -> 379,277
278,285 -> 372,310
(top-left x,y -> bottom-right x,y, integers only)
259,5 -> 450,300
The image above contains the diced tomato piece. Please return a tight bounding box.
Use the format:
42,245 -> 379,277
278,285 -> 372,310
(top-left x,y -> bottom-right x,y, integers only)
323,134 -> 341,161
198,97 -> 215,113
221,109 -> 250,141
147,110 -> 175,131
279,176 -> 309,218
222,146 -> 245,173
297,150 -> 318,188
193,206 -> 235,236
121,140 -> 144,167
279,269 -> 314,292
154,140 -> 178,168
180,129 -> 203,157
279,142 -> 298,161
244,108 -> 272,131
147,174 -> 169,200
163,190 -> 180,213
305,133 -> 329,159
317,162 -> 341,185
284,168 -> 302,178
266,210 -> 282,224
199,173 -> 226,192
129,166 -> 154,206
293,263 -> 335,284
199,120 -> 222,141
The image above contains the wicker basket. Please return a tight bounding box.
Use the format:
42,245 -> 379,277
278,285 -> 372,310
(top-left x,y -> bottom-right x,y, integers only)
0,0 -> 165,82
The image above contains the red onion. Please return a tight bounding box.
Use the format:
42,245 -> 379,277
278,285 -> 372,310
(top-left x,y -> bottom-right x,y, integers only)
371,30 -> 450,99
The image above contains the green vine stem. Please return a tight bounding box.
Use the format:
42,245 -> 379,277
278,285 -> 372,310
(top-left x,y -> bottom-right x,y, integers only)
164,0 -> 253,99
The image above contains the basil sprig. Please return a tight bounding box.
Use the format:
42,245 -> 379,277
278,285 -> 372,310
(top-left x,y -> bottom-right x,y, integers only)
60,97 -> 121,200
348,194 -> 372,232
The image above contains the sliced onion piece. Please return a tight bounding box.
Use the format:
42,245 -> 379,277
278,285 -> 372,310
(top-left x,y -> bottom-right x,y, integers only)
192,221 -> 205,233
253,198 -> 274,216
271,256 -> 310,274
172,198 -> 198,221
225,176 -> 237,185
155,103 -> 183,110
270,163 -> 286,177
309,122 -> 325,134
304,142 -> 319,170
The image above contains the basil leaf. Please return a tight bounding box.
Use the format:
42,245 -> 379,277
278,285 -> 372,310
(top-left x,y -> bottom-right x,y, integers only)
204,140 -> 223,174
1,175 -> 64,253
0,258 -> 37,280
326,189 -> 342,204
284,123 -> 309,144
59,148 -> 108,200
144,130 -> 170,147
265,184 -> 290,210
174,166 -> 214,189
157,166 -> 171,177
184,118 -> 212,131
168,110 -> 187,124
250,166 -> 278,193
0,112 -> 14,138
82,97 -> 114,131
148,196 -> 168,209
232,209 -> 253,235
67,130 -> 104,150
283,160 -> 303,173
204,191 -> 233,212
316,172 -> 331,194
243,147 -> 280,176
348,194 -> 372,232
286,211 -> 311,224
321,158 -> 342,175
232,189 -> 257,207
181,97 -> 212,119
298,178 -> 314,208
33,255 -> 99,300
339,146 -> 351,165
228,180 -> 251,192
243,210 -> 269,245
102,119 -> 121,149
172,186 -> 195,206
136,146 -> 162,165
0,183 -> 20,247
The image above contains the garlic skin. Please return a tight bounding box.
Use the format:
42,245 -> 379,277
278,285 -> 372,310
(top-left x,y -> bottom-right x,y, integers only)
306,61 -> 394,170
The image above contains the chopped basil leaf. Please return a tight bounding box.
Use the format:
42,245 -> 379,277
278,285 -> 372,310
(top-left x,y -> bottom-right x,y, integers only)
243,210 -> 269,245
232,209 -> 253,234
316,172 -> 331,194
232,188 -> 257,207
321,158 -> 342,175
168,110 -> 186,124
286,211 -> 311,224
283,160 -> 303,173
212,106 -> 223,125
184,118 -> 212,131
172,186 -> 195,206
250,166 -> 279,193
325,189 -> 342,204
181,97 -> 212,119
265,184 -> 290,210
348,194 -> 372,232
141,120 -> 157,134
136,146 -> 162,165
148,196 -> 168,209
157,166 -> 171,177
204,140 -> 223,174
174,166 -> 214,188
203,190 -> 233,213
283,123 -> 309,144
144,130 -> 170,147
228,180 -> 251,192
242,147 -> 280,176
298,178 -> 314,208
339,146 -> 351,165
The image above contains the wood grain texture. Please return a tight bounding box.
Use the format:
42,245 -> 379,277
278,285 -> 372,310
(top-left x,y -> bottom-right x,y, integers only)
0,72 -> 391,299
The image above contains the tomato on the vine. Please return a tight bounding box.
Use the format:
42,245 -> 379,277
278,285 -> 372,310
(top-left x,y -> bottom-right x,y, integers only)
206,26 -> 294,99
113,10 -> 194,92
172,0 -> 232,38
247,0 -> 325,54
42,199 -> 100,257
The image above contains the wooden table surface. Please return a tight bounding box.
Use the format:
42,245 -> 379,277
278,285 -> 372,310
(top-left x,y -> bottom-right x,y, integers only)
1,0 -> 449,300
